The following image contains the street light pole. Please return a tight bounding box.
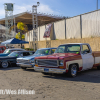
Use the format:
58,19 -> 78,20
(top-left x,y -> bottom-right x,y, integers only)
97,0 -> 98,10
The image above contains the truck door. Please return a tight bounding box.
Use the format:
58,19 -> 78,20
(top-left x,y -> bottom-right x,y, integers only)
81,44 -> 94,70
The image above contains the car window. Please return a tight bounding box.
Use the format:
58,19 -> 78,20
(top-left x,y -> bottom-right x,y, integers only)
49,49 -> 56,54
23,52 -> 30,56
8,52 -> 19,57
34,49 -> 50,55
19,53 -> 23,57
55,46 -> 65,53
2,47 -> 5,50
29,52 -> 33,55
55,45 -> 80,54
81,45 -> 90,54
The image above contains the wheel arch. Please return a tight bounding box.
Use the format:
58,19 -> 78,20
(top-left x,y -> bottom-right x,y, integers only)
68,63 -> 79,71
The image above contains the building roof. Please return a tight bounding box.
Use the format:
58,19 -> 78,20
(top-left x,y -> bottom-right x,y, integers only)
0,12 -> 64,26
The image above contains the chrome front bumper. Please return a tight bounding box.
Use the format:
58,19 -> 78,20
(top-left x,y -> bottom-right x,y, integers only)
34,66 -> 66,74
16,63 -> 34,68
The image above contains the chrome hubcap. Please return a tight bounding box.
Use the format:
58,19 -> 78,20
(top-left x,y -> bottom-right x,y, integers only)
71,65 -> 77,76
2,61 -> 8,68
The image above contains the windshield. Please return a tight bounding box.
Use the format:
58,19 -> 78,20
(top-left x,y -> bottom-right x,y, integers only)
34,49 -> 50,55
8,52 -> 19,57
55,44 -> 80,54
3,49 -> 10,54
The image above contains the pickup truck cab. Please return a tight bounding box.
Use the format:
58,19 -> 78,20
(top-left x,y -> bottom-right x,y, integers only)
34,43 -> 100,77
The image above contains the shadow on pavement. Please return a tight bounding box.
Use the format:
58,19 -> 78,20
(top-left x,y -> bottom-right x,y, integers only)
0,66 -> 20,71
42,68 -> 100,83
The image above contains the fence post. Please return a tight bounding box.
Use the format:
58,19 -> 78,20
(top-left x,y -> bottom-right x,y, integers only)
65,18 -> 66,39
39,27 -> 40,41
80,15 -> 82,38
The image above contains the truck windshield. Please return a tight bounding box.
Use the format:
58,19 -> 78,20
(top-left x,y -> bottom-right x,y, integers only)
34,49 -> 50,55
55,44 -> 80,54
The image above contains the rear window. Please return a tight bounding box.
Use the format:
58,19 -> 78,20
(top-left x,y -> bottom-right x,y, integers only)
23,52 -> 30,56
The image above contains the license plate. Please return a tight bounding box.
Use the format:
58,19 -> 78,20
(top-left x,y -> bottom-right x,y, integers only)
44,68 -> 49,72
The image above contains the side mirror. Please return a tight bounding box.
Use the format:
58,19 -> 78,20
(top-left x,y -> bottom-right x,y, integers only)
82,50 -> 88,54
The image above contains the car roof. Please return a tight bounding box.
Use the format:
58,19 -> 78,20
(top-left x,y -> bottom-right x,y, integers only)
60,43 -> 89,46
5,48 -> 25,51
11,51 -> 31,53
38,47 -> 57,50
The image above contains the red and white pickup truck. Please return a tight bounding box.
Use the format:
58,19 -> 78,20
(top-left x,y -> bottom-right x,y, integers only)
34,43 -> 100,77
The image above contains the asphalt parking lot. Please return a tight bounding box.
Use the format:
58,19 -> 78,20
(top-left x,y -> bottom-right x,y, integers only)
0,67 -> 100,100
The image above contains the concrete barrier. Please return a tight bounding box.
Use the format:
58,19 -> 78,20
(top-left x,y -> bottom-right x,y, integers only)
24,37 -> 100,51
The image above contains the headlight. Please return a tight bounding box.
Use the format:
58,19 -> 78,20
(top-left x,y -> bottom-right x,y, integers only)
35,60 -> 38,64
30,60 -> 34,63
59,60 -> 63,66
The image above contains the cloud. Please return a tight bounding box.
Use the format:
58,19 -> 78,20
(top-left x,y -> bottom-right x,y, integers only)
0,3 -> 60,19
14,4 -> 32,14
0,0 -> 12,3
38,4 -> 54,14
0,8 -> 5,19
14,4 -> 60,15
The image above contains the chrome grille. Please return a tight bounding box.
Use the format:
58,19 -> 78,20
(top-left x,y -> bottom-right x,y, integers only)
17,59 -> 30,64
37,60 -> 58,67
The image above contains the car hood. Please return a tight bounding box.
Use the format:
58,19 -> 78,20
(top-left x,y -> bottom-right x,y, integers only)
35,53 -> 80,60
0,56 -> 16,59
0,53 -> 8,56
17,54 -> 46,60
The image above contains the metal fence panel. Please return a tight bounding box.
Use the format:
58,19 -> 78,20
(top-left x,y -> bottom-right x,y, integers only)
39,25 -> 45,41
66,16 -> 81,39
82,10 -> 100,38
54,20 -> 65,39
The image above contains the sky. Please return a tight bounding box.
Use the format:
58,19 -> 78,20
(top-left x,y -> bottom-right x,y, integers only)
0,0 -> 99,19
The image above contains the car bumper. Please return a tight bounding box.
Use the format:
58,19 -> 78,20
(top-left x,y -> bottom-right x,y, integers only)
16,63 -> 34,68
34,66 -> 66,74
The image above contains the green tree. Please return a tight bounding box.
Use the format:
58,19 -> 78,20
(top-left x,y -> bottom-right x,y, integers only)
10,22 -> 28,40
15,32 -> 25,40
16,22 -> 28,40
10,22 -> 28,48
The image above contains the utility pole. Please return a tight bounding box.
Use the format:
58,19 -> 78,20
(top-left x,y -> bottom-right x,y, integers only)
32,2 -> 40,51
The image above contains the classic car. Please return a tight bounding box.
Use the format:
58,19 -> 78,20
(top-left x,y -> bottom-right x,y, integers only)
0,51 -> 34,68
0,48 -> 25,57
17,48 -> 57,70
0,46 -> 6,53
34,43 -> 100,77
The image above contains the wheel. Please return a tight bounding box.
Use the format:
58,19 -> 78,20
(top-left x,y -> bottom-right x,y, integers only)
21,67 -> 26,70
1,61 -> 9,68
68,64 -> 77,77
97,66 -> 100,70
